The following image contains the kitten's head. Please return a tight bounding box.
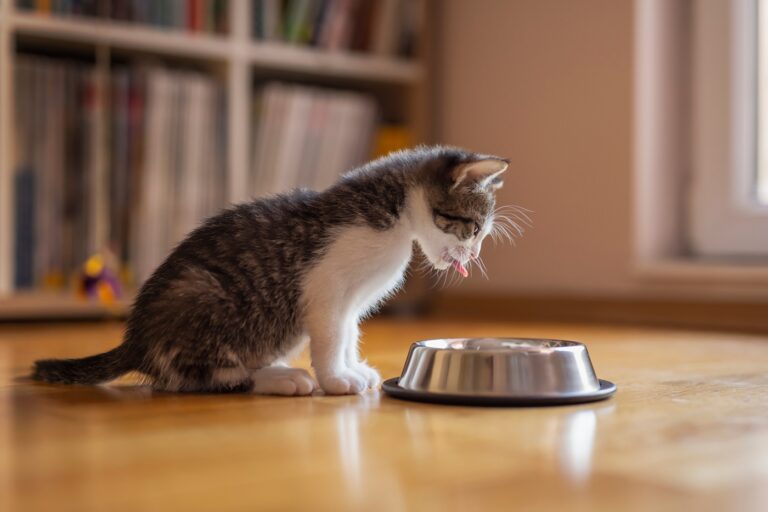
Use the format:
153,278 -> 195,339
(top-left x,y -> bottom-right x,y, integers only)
411,148 -> 516,277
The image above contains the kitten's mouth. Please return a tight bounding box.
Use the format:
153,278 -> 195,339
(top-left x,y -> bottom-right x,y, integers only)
440,251 -> 469,278
450,259 -> 469,278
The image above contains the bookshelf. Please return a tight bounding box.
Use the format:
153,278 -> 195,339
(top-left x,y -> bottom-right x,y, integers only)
0,0 -> 432,320
8,10 -> 422,80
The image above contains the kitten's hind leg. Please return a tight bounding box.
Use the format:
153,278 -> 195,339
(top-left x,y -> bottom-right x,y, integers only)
208,366 -> 254,393
152,365 -> 254,393
249,364 -> 317,396
150,347 -> 254,393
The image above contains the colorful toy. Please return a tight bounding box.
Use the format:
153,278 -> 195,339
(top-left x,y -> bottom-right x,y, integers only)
78,253 -> 122,305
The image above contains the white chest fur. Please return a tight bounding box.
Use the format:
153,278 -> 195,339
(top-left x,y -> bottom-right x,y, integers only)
302,219 -> 413,320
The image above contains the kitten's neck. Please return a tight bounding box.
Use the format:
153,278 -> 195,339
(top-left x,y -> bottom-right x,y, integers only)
403,186 -> 431,242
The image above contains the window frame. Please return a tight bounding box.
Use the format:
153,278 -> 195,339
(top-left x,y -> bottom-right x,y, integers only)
633,0 -> 768,293
689,0 -> 768,257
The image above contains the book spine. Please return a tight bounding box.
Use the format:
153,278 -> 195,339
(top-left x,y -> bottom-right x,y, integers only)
13,170 -> 36,289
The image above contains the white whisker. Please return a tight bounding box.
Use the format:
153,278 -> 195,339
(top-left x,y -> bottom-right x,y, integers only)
494,204 -> 533,227
474,257 -> 489,279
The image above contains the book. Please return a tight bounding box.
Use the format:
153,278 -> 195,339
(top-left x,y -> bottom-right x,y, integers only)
16,0 -> 230,34
13,57 -> 228,290
13,170 -> 36,289
250,0 -> 423,57
250,83 -> 378,196
371,0 -> 400,55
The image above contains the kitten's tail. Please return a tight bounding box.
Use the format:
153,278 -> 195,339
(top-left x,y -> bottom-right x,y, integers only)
32,344 -> 139,385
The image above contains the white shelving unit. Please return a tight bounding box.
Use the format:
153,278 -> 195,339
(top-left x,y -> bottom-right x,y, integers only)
0,0 -> 431,319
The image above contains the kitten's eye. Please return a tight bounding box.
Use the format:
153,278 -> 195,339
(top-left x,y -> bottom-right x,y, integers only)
434,209 -> 473,224
473,223 -> 481,236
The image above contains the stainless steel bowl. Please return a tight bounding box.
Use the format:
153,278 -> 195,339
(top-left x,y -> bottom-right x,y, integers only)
383,338 -> 616,406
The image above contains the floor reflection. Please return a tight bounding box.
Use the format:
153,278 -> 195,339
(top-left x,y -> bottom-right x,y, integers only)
332,392 -> 407,510
335,392 -> 378,494
553,403 -> 615,483
557,408 -> 597,483
397,395 -> 615,486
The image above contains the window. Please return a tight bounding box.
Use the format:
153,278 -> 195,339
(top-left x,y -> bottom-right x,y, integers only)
689,0 -> 768,257
759,0 -> 768,204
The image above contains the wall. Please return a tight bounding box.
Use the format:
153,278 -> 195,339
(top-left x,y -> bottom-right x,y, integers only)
436,0 -> 637,297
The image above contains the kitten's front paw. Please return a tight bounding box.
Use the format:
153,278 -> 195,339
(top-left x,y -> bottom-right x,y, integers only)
317,369 -> 368,395
350,362 -> 381,389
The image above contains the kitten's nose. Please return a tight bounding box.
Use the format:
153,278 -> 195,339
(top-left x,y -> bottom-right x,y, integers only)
455,246 -> 471,262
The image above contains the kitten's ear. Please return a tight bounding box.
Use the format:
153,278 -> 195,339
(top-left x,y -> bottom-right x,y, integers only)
451,158 -> 509,191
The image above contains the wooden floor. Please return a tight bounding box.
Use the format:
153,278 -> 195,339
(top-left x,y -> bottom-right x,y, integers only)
2,319 -> 768,511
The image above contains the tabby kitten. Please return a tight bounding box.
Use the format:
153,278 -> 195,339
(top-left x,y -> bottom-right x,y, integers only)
32,146 -> 522,395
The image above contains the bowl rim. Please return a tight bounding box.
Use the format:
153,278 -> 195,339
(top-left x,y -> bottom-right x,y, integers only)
408,337 -> 588,353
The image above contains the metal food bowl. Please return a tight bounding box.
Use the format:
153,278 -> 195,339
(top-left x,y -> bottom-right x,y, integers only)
382,338 -> 616,406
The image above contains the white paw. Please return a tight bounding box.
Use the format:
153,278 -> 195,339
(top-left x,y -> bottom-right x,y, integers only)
317,368 -> 368,395
350,361 -> 381,389
250,367 -> 317,396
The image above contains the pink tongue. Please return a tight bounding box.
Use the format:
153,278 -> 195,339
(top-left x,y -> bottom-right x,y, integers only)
451,259 -> 469,278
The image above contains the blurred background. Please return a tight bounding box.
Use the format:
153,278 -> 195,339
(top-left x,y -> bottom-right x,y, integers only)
0,0 -> 767,330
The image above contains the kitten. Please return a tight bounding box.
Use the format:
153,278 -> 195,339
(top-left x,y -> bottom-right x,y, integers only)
32,146 -> 523,395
